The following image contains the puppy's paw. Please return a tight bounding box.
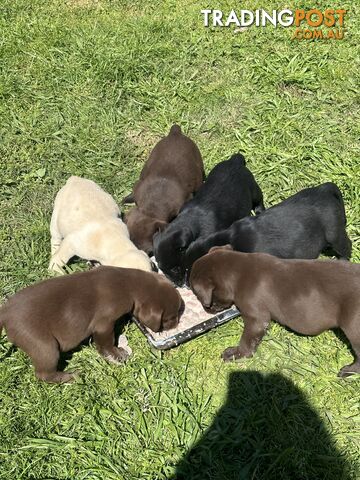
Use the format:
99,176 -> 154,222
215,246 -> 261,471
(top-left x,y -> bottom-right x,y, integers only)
48,260 -> 65,275
221,346 -> 243,362
60,371 -> 79,383
104,347 -> 130,364
338,364 -> 360,378
36,370 -> 78,384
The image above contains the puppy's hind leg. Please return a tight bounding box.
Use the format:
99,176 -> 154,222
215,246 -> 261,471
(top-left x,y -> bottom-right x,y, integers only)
122,192 -> 135,205
253,185 -> 265,215
50,209 -> 63,256
48,235 -> 76,273
222,311 -> 270,362
27,337 -> 76,383
326,229 -> 352,260
254,200 -> 265,215
339,354 -> 360,377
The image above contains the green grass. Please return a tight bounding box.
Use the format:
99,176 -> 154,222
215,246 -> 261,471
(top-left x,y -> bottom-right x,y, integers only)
0,0 -> 359,478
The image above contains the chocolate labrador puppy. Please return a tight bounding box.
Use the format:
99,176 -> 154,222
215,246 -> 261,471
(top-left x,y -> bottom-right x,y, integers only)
153,153 -> 264,285
190,247 -> 360,377
0,267 -> 182,383
185,182 -> 351,274
124,124 -> 204,254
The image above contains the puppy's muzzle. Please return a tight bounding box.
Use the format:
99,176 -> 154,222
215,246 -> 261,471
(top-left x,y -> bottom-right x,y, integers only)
163,266 -> 186,287
204,302 -> 230,314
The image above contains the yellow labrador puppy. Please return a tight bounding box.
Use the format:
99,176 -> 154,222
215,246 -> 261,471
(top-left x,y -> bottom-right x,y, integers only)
49,176 -> 152,273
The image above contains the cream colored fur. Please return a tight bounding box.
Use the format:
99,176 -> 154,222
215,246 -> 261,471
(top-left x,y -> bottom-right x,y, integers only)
49,176 -> 152,273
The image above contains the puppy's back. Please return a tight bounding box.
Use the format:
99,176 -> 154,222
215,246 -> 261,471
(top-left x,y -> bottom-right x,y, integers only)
270,183 -> 342,209
0,272 -> 87,337
54,176 -> 121,235
111,250 -> 152,271
139,125 -> 203,183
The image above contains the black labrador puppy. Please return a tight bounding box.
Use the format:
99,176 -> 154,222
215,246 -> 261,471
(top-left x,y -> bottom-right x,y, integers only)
185,182 -> 352,275
153,153 -> 264,285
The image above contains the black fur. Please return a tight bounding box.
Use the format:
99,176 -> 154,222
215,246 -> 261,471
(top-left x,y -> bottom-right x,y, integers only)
153,154 -> 264,285
185,182 -> 352,279
121,192 -> 135,205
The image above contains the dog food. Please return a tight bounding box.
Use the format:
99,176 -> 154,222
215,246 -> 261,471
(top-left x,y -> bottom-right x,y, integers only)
125,257 -> 238,349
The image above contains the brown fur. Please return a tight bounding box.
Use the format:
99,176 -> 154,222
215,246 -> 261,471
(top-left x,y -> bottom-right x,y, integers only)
190,247 -> 360,377
0,267 -> 182,383
124,124 -> 204,253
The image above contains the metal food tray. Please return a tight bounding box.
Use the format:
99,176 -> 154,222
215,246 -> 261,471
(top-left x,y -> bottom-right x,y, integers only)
133,306 -> 240,350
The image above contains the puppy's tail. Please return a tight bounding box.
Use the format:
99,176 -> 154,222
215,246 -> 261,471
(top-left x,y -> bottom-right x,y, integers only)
229,153 -> 246,166
169,124 -> 182,135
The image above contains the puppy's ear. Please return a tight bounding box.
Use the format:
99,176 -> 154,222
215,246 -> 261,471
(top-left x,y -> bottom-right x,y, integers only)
135,304 -> 163,332
209,244 -> 233,254
194,281 -> 214,308
152,230 -> 162,249
178,227 -> 193,248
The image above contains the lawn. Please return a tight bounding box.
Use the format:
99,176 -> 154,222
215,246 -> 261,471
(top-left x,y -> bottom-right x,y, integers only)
0,0 -> 359,478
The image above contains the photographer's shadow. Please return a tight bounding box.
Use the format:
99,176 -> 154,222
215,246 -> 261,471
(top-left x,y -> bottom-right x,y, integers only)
172,371 -> 351,480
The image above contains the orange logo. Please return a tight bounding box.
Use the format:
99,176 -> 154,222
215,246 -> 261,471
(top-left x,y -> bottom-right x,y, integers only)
293,9 -> 346,40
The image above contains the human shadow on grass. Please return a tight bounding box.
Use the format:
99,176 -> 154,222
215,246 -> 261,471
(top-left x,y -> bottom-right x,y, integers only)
171,371 -> 352,480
